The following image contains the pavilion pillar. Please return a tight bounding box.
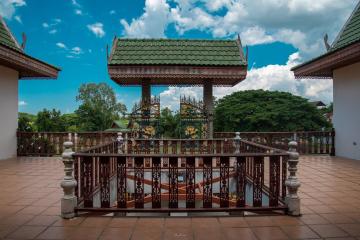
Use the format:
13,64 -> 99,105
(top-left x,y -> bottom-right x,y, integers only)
203,81 -> 214,138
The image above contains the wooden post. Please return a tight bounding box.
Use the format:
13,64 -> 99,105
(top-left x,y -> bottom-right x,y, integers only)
203,81 -> 213,138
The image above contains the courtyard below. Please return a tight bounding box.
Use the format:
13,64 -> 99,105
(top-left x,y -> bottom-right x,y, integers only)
1,155 -> 360,239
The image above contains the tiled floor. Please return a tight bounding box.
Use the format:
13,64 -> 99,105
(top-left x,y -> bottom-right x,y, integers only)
1,155 -> 360,239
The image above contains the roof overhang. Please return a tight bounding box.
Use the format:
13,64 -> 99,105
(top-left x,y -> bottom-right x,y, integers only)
292,41 -> 360,79
0,43 -> 60,79
108,64 -> 247,86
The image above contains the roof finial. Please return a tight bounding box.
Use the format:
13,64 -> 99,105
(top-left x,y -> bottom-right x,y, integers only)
246,46 -> 249,62
237,33 -> 246,62
21,32 -> 27,50
324,34 -> 331,51
106,44 -> 109,61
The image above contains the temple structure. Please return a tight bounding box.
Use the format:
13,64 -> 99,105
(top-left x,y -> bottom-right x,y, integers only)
0,17 -> 60,160
292,2 -> 360,160
107,38 -> 247,138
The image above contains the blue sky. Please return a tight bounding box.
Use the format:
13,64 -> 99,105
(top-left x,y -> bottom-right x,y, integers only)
1,0 -> 358,114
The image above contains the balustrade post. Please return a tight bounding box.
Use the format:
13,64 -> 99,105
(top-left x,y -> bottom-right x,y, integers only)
285,141 -> 301,216
234,132 -> 241,154
330,128 -> 336,156
60,141 -> 77,219
117,132 -> 124,153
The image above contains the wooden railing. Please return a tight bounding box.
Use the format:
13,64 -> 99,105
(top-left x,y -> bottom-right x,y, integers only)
214,130 -> 335,155
17,132 -> 120,156
17,130 -> 334,156
72,139 -> 289,214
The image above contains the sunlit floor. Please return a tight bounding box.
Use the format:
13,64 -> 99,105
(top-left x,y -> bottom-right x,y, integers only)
1,155 -> 360,239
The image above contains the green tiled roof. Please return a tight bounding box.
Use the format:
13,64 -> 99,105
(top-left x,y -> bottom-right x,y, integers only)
109,38 -> 246,66
331,2 -> 360,51
0,17 -> 22,51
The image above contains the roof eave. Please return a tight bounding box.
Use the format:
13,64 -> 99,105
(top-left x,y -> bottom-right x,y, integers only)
292,41 -> 360,79
0,43 -> 60,79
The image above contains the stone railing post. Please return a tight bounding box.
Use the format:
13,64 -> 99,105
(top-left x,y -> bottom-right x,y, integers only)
286,141 -> 301,216
117,132 -> 124,153
234,132 -> 241,154
60,141 -> 77,219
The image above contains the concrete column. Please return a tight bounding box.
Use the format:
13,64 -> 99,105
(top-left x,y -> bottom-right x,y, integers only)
203,81 -> 214,138
286,141 -> 301,216
60,141 -> 77,219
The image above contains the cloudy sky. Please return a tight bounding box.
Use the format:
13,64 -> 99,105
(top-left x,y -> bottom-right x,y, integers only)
1,0 -> 358,113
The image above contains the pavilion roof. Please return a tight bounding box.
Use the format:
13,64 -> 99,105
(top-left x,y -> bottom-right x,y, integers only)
108,38 -> 247,86
0,17 -> 60,79
292,2 -> 360,78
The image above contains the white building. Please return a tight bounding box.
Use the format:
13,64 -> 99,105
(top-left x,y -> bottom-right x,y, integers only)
292,2 -> 360,160
0,17 -> 59,160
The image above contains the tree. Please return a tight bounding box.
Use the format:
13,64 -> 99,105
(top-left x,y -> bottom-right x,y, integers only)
18,112 -> 36,132
35,109 -> 65,132
214,90 -> 331,132
61,113 -> 80,132
75,83 -> 127,131
158,108 -> 181,138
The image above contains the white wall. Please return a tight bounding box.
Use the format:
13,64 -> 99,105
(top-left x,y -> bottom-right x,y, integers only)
333,62 -> 360,160
0,65 -> 18,160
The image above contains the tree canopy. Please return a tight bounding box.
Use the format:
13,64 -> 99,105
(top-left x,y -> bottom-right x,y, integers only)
214,90 -> 331,132
75,83 -> 127,131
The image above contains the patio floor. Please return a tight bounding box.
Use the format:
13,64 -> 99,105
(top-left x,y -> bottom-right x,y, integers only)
1,155 -> 360,239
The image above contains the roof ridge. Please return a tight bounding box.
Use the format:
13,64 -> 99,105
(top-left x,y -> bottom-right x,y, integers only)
331,1 -> 360,49
117,38 -> 236,42
0,16 -> 22,51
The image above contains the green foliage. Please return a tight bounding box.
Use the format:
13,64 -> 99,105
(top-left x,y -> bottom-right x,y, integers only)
35,109 -> 65,132
158,108 -> 181,138
61,113 -> 80,132
214,90 -> 331,132
75,83 -> 127,131
18,112 -> 36,132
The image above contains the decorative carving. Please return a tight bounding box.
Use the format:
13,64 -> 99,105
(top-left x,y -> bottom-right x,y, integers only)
100,156 -> 110,208
117,157 -> 127,208
82,156 -> 93,208
186,157 -> 195,208
220,157 -> 229,208
269,156 -> 280,207
134,157 -> 144,208
152,157 -> 161,208
236,156 -> 246,207
169,157 -> 178,208
253,156 -> 264,207
203,157 -> 212,208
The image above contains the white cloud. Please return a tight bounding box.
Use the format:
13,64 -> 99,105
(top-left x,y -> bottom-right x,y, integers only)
120,0 -> 170,38
70,46 -> 83,55
56,42 -> 67,49
166,0 -> 357,59
158,53 -> 333,110
18,100 -> 27,106
42,22 -> 49,28
49,29 -> 57,34
14,15 -> 22,23
109,10 -> 116,15
75,9 -> 82,15
71,0 -> 81,7
0,0 -> 26,19
87,22 -> 105,38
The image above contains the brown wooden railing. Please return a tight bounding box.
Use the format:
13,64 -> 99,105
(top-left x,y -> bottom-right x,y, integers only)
72,139 -> 289,214
214,130 -> 335,156
17,132 -> 120,156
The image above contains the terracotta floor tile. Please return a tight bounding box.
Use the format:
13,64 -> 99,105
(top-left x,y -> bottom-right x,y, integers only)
163,227 -> 193,240
36,226 -> 75,239
245,216 -> 277,227
99,227 -> 133,240
218,217 -> 248,227
2,213 -> 35,226
131,226 -> 163,240
0,225 -> 18,238
67,227 -> 104,240
6,225 -> 47,239
164,218 -> 192,228
136,218 -> 164,227
300,214 -> 329,225
26,215 -> 60,226
193,227 -> 225,240
108,217 -> 138,228
80,217 -> 111,228
338,224 -> 360,236
281,225 -> 320,239
252,226 -> 289,240
310,224 -> 349,238
321,214 -> 356,224
224,227 -> 257,240
191,218 -> 219,228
